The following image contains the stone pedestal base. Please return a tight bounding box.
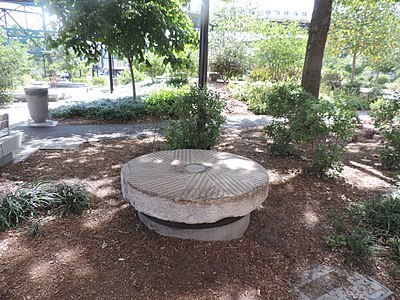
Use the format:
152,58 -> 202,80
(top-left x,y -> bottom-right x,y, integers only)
138,212 -> 250,241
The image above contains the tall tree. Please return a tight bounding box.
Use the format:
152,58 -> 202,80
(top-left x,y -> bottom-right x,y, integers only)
301,0 -> 333,98
0,29 -> 30,104
44,0 -> 197,99
328,0 -> 400,82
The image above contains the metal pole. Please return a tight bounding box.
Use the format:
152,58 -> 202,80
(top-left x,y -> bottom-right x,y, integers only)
108,51 -> 114,93
198,0 -> 209,88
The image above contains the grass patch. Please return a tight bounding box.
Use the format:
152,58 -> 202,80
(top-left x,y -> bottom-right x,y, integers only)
0,181 -> 91,231
324,182 -> 400,265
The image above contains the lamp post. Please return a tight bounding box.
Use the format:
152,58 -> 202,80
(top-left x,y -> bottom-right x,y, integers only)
198,0 -> 209,88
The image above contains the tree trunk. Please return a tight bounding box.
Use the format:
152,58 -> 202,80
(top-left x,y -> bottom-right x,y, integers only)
127,57 -> 137,101
351,53 -> 357,82
108,51 -> 114,94
374,68 -> 380,85
301,0 -> 333,98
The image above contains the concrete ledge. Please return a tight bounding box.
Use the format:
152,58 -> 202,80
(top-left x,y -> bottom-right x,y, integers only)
138,212 -> 250,241
0,131 -> 25,167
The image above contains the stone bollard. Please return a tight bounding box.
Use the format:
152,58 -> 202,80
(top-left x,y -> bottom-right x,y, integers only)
24,86 -> 49,123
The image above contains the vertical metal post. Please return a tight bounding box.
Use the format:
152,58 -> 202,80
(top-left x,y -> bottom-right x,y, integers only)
198,0 -> 209,88
108,51 -> 114,93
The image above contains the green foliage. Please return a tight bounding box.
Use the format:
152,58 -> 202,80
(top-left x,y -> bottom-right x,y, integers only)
385,77 -> 400,91
325,183 -> 400,262
141,52 -> 167,83
263,83 -> 358,177
24,221 -> 46,238
228,82 -> 273,114
50,97 -> 146,121
254,21 -> 307,82
209,44 -> 248,82
0,29 -> 31,104
328,0 -> 400,82
91,76 -> 107,87
331,92 -> 370,111
167,45 -> 197,85
346,227 -> 373,260
343,81 -> 362,95
143,86 -> 188,117
165,87 -> 226,150
44,0 -> 197,100
0,181 -> 91,231
52,182 -> 91,216
322,70 -> 343,90
118,67 -> 145,85
370,96 -> 400,169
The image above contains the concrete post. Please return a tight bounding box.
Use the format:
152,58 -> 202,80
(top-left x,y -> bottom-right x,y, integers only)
24,86 -> 49,123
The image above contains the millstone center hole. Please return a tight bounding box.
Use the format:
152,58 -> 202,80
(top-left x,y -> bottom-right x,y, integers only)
185,164 -> 206,173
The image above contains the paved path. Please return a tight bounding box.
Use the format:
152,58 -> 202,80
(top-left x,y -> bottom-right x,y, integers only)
10,115 -> 273,162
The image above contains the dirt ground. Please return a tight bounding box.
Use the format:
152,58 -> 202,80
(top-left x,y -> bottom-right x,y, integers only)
0,83 -> 399,299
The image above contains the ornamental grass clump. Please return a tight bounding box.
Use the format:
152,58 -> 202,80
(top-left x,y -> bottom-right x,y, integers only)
0,181 -> 91,231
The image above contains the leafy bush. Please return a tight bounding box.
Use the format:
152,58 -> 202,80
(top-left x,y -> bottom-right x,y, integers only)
0,181 -> 91,231
332,92 -> 370,111
141,52 -> 167,83
209,44 -> 248,82
385,77 -> 400,91
143,86 -> 189,117
91,76 -> 107,87
117,67 -> 146,85
228,82 -> 273,114
322,70 -> 343,90
367,85 -> 383,104
165,86 -> 226,150
343,81 -> 362,95
50,97 -> 146,121
253,21 -> 306,82
263,82 -> 358,177
370,96 -> 400,169
0,29 -> 30,105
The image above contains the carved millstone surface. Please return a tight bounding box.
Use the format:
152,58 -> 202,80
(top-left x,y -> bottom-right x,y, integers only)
121,149 -> 269,224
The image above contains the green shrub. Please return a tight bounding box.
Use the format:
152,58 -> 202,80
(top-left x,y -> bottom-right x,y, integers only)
165,86 -> 226,150
50,97 -> 146,121
166,76 -> 189,87
375,74 -> 391,86
117,67 -> 146,85
0,181 -> 91,231
229,82 -> 273,114
143,86 -> 189,117
370,96 -> 400,169
367,86 -> 383,103
343,81 -> 362,95
385,77 -> 400,91
322,70 -> 343,90
91,76 -> 107,87
263,82 -> 358,177
209,44 -> 248,82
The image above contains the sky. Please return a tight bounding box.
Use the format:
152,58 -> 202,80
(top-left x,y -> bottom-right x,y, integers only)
191,0 -> 315,14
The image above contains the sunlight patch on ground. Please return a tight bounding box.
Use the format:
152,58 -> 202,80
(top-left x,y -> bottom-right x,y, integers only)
176,285 -> 261,300
341,162 -> 393,190
268,169 -> 301,185
303,209 -> 319,227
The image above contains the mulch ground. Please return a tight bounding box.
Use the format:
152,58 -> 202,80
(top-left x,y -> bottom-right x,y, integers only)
0,83 -> 399,299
